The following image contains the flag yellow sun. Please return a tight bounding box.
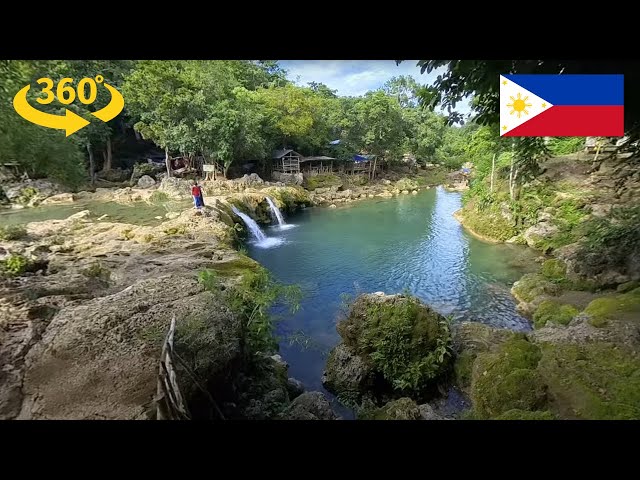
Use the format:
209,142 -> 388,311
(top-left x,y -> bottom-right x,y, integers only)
507,92 -> 533,118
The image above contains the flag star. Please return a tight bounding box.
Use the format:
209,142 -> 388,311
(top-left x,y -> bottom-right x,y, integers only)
502,80 -> 508,86
542,102 -> 547,108
502,125 -> 507,130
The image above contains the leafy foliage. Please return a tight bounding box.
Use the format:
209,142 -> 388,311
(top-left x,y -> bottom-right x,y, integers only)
0,253 -> 30,276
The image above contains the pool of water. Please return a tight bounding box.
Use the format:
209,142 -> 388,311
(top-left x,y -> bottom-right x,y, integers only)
246,187 -> 540,414
0,200 -> 180,227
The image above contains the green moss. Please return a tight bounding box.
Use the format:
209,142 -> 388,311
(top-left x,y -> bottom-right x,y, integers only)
458,203 -> 517,242
471,338 -> 545,419
17,186 -> 38,205
358,397 -> 422,420
584,288 -> 640,327
338,295 -> 452,394
495,409 -> 556,420
0,224 -> 27,241
142,234 -> 155,243
512,273 -> 561,303
541,259 -> 567,283
164,226 -> 187,236
533,300 -> 579,329
210,255 -> 261,280
454,350 -> 475,390
304,174 -> 342,191
121,228 -> 135,240
538,341 -> 640,419
617,280 -> 640,294
148,190 -> 170,205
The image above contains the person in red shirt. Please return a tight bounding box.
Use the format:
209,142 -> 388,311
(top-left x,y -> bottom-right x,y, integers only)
191,180 -> 205,210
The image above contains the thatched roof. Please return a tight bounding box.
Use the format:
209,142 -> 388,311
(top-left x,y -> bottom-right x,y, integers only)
272,149 -> 302,159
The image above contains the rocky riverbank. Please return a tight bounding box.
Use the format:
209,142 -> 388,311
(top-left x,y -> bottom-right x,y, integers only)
0,177 -> 338,420
322,291 -> 640,419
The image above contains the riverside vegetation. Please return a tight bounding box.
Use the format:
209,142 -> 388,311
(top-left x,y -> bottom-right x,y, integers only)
1,59 -> 639,420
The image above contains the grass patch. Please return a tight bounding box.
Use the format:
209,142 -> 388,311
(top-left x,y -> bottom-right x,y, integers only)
304,174 -> 342,191
148,190 -> 170,205
0,253 -> 31,277
495,409 -> 556,420
0,224 -> 27,241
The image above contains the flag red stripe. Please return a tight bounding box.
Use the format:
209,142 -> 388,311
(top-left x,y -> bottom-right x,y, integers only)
504,106 -> 624,137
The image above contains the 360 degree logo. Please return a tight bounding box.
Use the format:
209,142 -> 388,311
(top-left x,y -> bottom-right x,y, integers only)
12,76 -> 124,137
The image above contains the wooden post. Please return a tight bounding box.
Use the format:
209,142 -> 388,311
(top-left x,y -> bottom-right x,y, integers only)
165,147 -> 172,178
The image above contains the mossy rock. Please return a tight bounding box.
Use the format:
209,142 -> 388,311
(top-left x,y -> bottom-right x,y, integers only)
537,341 -> 640,419
304,174 -> 342,191
358,397 -> 422,420
495,409 -> 557,420
336,294 -> 453,396
457,204 -> 517,242
0,224 -> 27,241
395,178 -> 419,191
584,288 -> 640,328
470,338 -> 546,419
532,300 -> 579,329
541,258 -> 567,282
512,273 -> 561,303
617,280 -> 640,294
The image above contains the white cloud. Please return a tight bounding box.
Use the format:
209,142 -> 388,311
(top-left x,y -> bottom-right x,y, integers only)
278,60 -> 472,117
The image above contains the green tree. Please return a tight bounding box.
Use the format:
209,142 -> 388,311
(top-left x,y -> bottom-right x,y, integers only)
382,75 -> 421,108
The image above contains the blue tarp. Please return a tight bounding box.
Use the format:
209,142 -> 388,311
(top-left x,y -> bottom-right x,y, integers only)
353,154 -> 374,163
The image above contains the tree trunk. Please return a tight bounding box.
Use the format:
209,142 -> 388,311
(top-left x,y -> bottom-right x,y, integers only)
490,153 -> 496,193
102,137 -> 112,172
87,142 -> 95,186
165,147 -> 172,178
509,156 -> 514,201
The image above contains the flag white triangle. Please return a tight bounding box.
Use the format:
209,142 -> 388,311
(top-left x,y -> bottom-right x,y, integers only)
499,75 -> 553,136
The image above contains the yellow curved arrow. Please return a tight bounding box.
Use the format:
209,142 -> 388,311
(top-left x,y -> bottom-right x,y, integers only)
92,82 -> 124,123
13,85 -> 90,137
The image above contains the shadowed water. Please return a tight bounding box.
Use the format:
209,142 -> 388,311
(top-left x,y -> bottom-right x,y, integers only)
247,187 -> 540,413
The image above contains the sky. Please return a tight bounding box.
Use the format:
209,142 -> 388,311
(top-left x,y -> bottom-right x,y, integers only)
278,60 -> 472,117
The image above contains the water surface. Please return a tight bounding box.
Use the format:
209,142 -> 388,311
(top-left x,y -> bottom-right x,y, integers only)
247,188 -> 540,405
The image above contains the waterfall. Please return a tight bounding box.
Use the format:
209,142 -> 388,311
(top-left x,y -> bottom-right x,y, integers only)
232,206 -> 266,242
265,197 -> 286,226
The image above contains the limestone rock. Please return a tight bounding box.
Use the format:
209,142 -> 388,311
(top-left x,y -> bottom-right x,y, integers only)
136,175 -> 156,189
282,392 -> 339,420
41,193 -> 74,205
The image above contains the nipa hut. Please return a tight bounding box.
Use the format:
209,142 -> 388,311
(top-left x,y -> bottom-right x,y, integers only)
299,155 -> 337,175
271,149 -> 302,174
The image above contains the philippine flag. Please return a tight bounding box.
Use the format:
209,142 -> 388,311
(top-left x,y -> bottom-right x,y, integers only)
500,74 -> 624,137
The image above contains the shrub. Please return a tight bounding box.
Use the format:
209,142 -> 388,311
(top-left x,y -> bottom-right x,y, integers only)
164,226 -> 187,236
149,190 -> 170,205
304,174 -> 342,191
0,253 -> 30,276
0,224 -> 27,241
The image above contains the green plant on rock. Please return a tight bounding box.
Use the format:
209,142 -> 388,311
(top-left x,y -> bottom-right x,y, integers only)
340,295 -> 453,394
17,187 -> 38,205
304,174 -> 342,191
148,190 -> 170,205
81,262 -> 111,281
541,259 -> 567,283
164,226 -> 187,236
198,269 -> 220,291
0,224 -> 27,241
532,300 -> 579,329
0,253 -> 30,276
121,228 -> 135,240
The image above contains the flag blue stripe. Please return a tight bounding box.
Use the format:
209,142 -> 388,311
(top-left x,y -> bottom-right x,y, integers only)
503,74 -> 623,105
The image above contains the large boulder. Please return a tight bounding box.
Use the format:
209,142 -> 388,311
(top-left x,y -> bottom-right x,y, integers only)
323,293 -> 453,403
359,397 -> 422,420
281,392 -> 339,420
271,172 -> 303,186
137,175 -> 156,189
322,344 -> 374,403
522,221 -> 559,249
158,177 -> 191,199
